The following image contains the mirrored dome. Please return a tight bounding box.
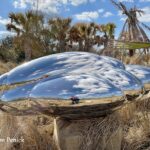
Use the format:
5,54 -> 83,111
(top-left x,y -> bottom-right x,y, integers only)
1,82 -> 37,102
68,67 -> 143,94
0,73 -> 8,86
1,74 -> 124,101
95,69 -> 143,94
5,52 -> 125,85
30,74 -> 123,100
126,65 -> 150,90
0,52 -> 148,102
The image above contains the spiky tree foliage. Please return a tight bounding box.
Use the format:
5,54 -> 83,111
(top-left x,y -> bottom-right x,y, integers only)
6,11 -> 45,60
68,25 -> 82,51
48,17 -> 72,52
69,22 -> 100,51
100,23 -> 116,38
100,23 -> 116,48
106,23 -> 116,39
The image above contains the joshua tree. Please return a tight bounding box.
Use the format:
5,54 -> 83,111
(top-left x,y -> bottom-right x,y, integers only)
68,25 -> 82,51
69,22 -> 100,52
83,22 -> 100,52
6,11 -> 45,60
100,23 -> 116,48
111,0 -> 150,56
48,17 -> 72,53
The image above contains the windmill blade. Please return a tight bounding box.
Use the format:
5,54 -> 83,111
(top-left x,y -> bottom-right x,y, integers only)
141,23 -> 150,31
119,2 -> 129,16
135,9 -> 144,14
133,4 -> 144,14
135,9 -> 144,16
110,0 -> 123,11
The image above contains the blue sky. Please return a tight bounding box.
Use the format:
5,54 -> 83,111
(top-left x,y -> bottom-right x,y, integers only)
0,0 -> 150,39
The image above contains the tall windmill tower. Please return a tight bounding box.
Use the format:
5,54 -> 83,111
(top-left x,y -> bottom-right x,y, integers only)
111,0 -> 150,43
110,0 -> 150,57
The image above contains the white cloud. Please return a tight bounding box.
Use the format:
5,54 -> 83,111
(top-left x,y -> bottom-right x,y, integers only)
140,0 -> 150,2
13,0 -> 89,14
118,10 -> 127,21
37,1 -> 60,14
119,0 -> 134,2
69,0 -> 87,6
75,11 -> 99,21
103,12 -> 113,17
13,0 -> 27,8
138,7 -> 150,23
120,17 -> 127,21
0,16 -> 10,25
98,9 -> 104,13
13,0 -> 67,14
118,10 -> 123,16
0,31 -> 16,39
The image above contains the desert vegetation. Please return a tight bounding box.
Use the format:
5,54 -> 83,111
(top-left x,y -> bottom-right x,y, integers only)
0,10 -> 116,63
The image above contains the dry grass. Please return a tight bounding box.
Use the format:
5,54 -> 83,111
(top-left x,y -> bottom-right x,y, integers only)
79,114 -> 122,150
0,112 -> 56,150
121,93 -> 150,150
0,61 -> 17,74
123,55 -> 150,66
118,53 -> 150,66
121,113 -> 150,150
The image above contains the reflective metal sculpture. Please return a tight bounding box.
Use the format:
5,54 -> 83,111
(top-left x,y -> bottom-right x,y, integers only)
30,74 -> 123,100
126,65 -> 150,90
94,69 -> 143,94
0,52 -> 148,102
5,52 -> 125,85
69,67 -> 143,94
0,73 -> 7,85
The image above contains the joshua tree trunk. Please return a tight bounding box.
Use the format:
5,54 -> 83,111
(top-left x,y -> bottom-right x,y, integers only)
59,40 -> 66,53
85,39 -> 93,52
129,49 -> 134,57
103,33 -> 109,49
79,40 -> 83,51
104,39 -> 108,49
24,40 -> 32,61
84,39 -> 90,52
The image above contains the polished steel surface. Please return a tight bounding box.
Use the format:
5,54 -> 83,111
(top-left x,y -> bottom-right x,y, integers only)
6,52 -> 125,85
126,65 -> 150,84
0,73 -> 8,86
0,52 -> 148,102
29,74 -> 123,100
